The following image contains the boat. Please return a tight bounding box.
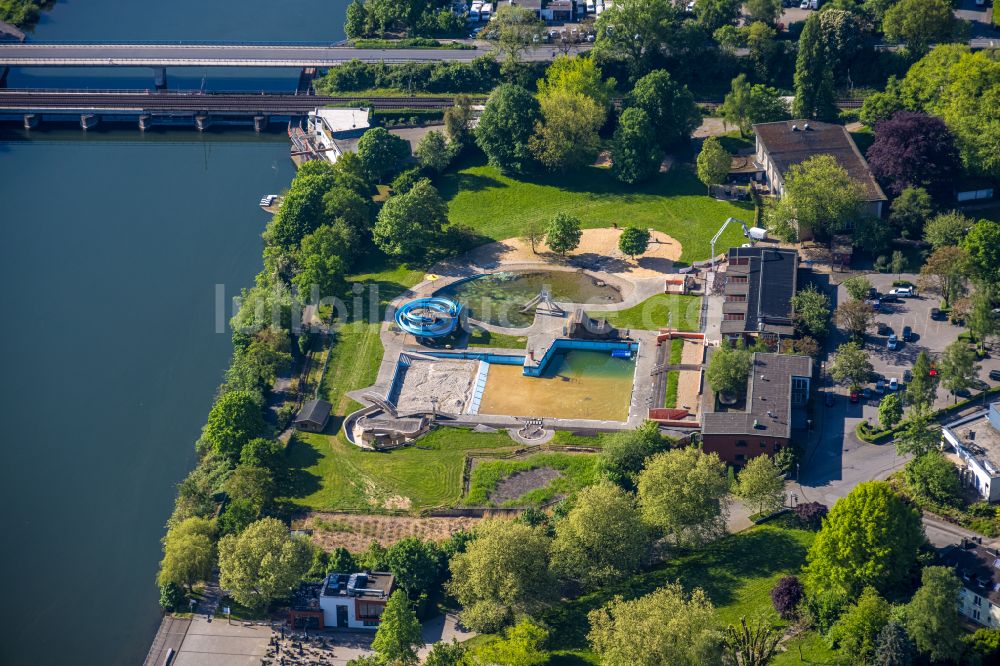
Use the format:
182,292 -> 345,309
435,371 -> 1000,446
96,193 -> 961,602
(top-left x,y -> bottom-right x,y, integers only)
259,194 -> 278,207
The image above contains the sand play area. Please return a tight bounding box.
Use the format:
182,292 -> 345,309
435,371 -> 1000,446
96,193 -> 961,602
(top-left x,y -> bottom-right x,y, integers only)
392,358 -> 479,415
453,228 -> 683,279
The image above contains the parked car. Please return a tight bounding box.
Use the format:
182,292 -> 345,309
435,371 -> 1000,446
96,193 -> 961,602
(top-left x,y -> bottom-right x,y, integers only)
799,0 -> 810,7
876,379 -> 886,394
868,287 -> 879,300
881,293 -> 898,304
877,322 -> 892,336
930,307 -> 943,320
890,286 -> 915,297
887,334 -> 899,350
862,387 -> 873,400
850,390 -> 859,403
904,369 -> 913,383
902,325 -> 912,342
990,369 -> 1000,382
889,377 -> 898,391
871,299 -> 882,311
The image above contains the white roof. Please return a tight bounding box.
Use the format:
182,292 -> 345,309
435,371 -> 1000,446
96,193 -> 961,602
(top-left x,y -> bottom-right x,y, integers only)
312,108 -> 370,134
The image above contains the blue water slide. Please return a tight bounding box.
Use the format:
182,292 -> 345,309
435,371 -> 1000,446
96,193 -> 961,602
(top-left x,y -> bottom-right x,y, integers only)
394,297 -> 464,337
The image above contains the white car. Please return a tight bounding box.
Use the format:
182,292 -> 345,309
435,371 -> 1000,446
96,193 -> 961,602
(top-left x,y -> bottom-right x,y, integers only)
889,378 -> 898,391
799,0 -> 810,8
686,0 -> 696,11
889,286 -> 915,297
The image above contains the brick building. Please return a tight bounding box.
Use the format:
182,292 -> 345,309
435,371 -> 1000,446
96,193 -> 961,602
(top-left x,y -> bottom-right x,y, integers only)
721,246 -> 798,343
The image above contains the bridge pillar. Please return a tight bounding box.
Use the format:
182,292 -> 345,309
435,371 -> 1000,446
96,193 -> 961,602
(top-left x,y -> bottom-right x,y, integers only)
80,114 -> 99,131
194,114 -> 210,132
138,114 -> 151,131
154,67 -> 167,91
296,67 -> 317,95
23,113 -> 38,130
253,115 -> 268,133
0,67 -> 8,89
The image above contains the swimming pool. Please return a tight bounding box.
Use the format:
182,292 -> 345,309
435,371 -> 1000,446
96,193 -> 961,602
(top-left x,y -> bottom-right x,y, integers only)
436,270 -> 623,328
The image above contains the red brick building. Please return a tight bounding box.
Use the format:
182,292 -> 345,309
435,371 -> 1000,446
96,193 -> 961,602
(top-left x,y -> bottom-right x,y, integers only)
700,352 -> 812,466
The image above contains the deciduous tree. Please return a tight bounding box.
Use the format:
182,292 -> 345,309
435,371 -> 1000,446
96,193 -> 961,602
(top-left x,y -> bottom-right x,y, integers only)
617,226 -> 651,260
906,352 -> 939,414
867,112 -> 962,199
217,517 -> 311,610
201,390 -> 267,461
530,89 -> 603,171
828,586 -> 892,664
938,339 -> 980,401
791,285 -> 831,339
706,340 -> 753,397
475,83 -> 541,174
628,69 -> 700,150
767,155 -> 863,240
878,393 -> 903,430
923,211 -> 970,249
733,454 -> 786,517
611,108 -> 660,184
696,137 -> 731,193
373,179 -> 448,259
415,130 -> 452,173
719,74 -> 790,136
962,220 -> 1000,286
888,187 -> 934,239
545,212 -> 582,255
372,590 -> 424,665
158,517 -> 216,590
829,341 -> 873,390
637,448 -> 731,547
919,245 -> 969,308
905,566 -> 965,662
905,450 -> 960,506
744,0 -> 782,25
475,621 -> 549,666
842,276 -> 874,302
771,576 -> 804,620
883,0 -> 957,56
357,127 -> 411,182
835,300 -> 875,340
596,420 -> 671,491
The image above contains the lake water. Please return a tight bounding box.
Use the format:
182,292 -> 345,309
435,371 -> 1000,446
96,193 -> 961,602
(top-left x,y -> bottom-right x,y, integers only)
0,0 -> 349,663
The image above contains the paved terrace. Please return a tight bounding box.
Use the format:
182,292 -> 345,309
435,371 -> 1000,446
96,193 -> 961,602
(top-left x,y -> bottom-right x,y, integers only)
0,43 -> 579,67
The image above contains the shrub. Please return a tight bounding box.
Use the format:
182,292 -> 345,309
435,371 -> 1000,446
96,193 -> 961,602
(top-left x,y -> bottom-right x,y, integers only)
771,575 -> 804,620
159,582 -> 186,611
793,501 -> 828,530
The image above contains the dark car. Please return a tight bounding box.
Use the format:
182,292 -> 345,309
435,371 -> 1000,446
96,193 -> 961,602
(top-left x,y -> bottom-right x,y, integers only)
902,326 -> 912,342
877,322 -> 892,336
868,287 -> 879,300
930,307 -> 943,320
991,370 -> 1000,382
849,390 -> 859,403
871,299 -> 882,311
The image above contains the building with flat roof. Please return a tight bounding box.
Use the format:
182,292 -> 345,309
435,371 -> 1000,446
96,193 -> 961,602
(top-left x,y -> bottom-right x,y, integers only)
701,352 -> 812,465
721,246 -> 798,341
940,544 -> 1000,627
302,108 -> 371,164
753,120 -> 887,227
319,572 -> 395,629
942,403 -> 1000,502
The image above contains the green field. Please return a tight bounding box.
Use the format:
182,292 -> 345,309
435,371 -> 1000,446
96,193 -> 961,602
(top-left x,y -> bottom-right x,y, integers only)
590,293 -> 702,332
464,452 -> 598,507
541,521 -> 821,660
467,329 -> 529,349
664,371 -> 680,408
439,158 -> 753,265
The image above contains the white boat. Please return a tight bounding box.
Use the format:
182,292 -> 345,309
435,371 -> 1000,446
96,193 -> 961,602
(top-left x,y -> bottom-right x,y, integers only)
259,194 -> 277,207
481,2 -> 492,18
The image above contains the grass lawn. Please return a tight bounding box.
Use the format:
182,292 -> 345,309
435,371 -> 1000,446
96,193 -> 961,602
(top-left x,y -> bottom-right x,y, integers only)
772,631 -> 839,665
664,371 -> 680,408
541,521 -> 817,655
590,294 -> 701,332
716,130 -> 755,154
438,157 -> 753,265
467,328 -> 529,349
464,452 -> 598,507
669,337 -> 684,364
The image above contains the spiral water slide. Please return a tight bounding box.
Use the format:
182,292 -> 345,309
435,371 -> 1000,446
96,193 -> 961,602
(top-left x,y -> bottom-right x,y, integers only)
394,297 -> 463,337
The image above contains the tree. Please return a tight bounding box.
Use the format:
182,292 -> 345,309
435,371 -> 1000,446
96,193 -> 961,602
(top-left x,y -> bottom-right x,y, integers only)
159,581 -> 186,611
835,300 -> 875,340
611,107 -> 660,184
896,412 -> 939,458
803,481 -> 923,601
905,566 -> 964,662
744,0 -> 782,25
767,155 -> 863,240
719,74 -> 790,137
550,483 -> 650,590
372,179 -> 448,259
791,285 -> 831,339
905,450 -> 961,506
628,70 -> 700,150
474,620 -> 548,666
860,78 -> 906,129
357,127 -> 411,183
891,252 -> 910,279
878,393 -> 903,430
446,519 -> 554,632
867,112 -> 962,199
217,517 -> 311,610
883,0 -> 957,56
293,224 -> 348,301
201,390 -> 267,461
771,576 -> 804,620
545,212 -> 582,256
522,221 -> 544,254
617,226 -> 651,260
530,89 -> 603,171
733,455 -> 785,517
828,586 -> 892,665
938,339 -> 980,403
225,464 -> 274,515
415,130 -> 452,173
591,0 -> 681,81
968,628 -> 1000,664
372,590 -> 424,665
475,84 -> 540,175
843,276 -> 874,302
724,616 -> 781,666
491,4 -> 542,62
919,245 -> 969,308
924,211 -> 970,249
967,288 -> 997,351
906,352 -> 939,415
344,0 -> 367,38
873,621 -> 916,666
385,537 -> 443,599
588,582 -> 725,666
240,437 -> 284,470
887,189 -> 934,243
444,94 -> 474,148
158,517 -> 216,590
818,9 -> 862,80
637,447 -> 731,547
424,640 -> 467,666
793,502 -> 828,530
793,15 -> 837,121
962,220 -> 1000,286
706,341 -> 752,398
596,420 -> 670,491
694,0 -> 740,32
745,21 -> 780,81
696,137 -> 731,194
536,55 -> 616,113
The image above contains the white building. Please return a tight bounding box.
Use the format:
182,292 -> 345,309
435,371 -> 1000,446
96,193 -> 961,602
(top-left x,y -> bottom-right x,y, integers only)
303,108 -> 371,164
942,544 -> 1000,628
318,572 -> 395,630
941,403 -> 1000,503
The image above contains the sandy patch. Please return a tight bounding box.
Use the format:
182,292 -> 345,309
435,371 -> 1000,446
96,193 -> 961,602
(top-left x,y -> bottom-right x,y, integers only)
453,228 -> 683,280
304,513 -> 479,552
676,369 -> 703,415
680,339 -> 705,365
489,467 -> 563,505
393,358 -> 478,415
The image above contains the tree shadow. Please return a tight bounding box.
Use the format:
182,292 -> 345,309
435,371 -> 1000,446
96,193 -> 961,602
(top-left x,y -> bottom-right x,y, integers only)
275,435 -> 322,503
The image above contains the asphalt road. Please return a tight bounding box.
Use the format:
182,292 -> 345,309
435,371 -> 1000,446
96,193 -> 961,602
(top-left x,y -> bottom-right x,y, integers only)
0,43 -> 585,67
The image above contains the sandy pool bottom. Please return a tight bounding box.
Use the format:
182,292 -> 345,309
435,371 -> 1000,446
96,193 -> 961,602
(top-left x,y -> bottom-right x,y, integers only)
478,350 -> 635,421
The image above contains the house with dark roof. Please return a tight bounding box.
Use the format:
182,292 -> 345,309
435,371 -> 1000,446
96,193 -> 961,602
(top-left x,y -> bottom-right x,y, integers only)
753,120 -> 888,229
721,246 -> 798,342
293,399 -> 332,433
940,544 -> 1000,627
700,352 -> 812,465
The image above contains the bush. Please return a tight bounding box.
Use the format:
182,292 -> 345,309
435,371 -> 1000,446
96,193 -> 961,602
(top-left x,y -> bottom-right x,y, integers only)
793,501 -> 828,530
771,575 -> 804,620
159,582 -> 186,611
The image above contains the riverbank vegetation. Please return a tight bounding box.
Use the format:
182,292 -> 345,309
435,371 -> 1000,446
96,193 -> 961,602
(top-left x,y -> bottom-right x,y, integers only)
0,0 -> 43,27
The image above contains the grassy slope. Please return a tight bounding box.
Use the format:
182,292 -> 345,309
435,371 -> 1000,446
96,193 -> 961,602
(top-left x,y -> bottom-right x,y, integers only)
439,158 -> 752,265
464,452 -> 597,507
467,329 -> 529,349
592,294 -> 701,332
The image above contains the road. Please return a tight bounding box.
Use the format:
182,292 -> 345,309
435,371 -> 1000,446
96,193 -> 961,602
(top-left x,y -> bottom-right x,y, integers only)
0,42 -> 585,67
